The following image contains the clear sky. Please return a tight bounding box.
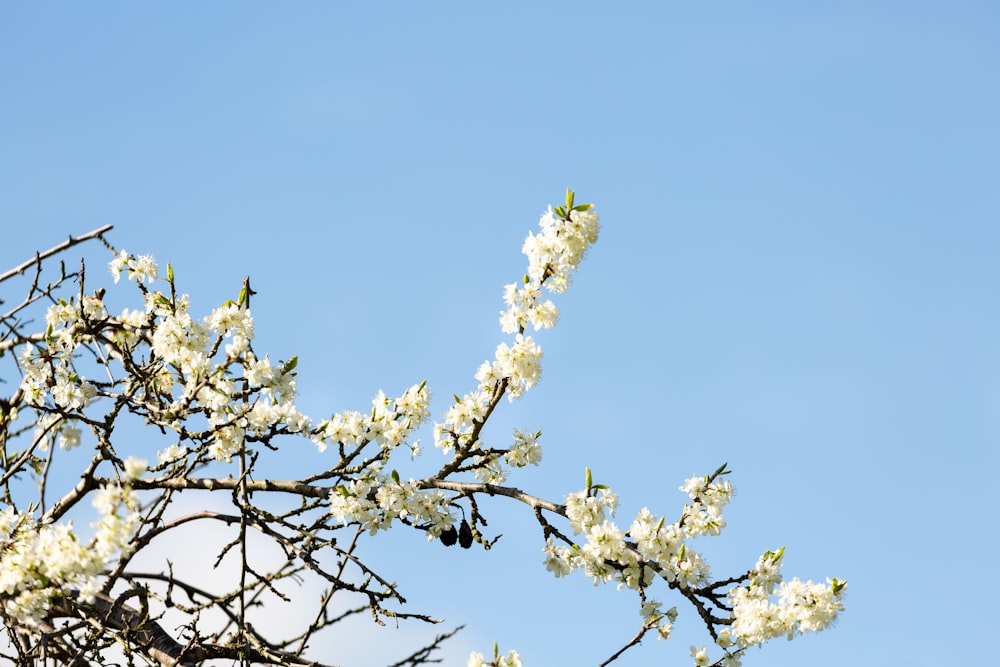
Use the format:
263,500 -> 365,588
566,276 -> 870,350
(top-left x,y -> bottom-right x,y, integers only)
2,3 -> 998,666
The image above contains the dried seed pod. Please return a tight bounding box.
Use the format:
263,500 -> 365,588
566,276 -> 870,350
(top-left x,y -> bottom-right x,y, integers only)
440,526 -> 458,547
458,519 -> 473,549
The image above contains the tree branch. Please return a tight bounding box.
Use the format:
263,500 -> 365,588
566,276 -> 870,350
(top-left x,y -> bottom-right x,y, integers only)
0,225 -> 114,285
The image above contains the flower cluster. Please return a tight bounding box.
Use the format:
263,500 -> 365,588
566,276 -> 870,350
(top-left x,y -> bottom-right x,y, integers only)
679,470 -> 735,538
0,484 -> 139,626
540,464 -> 845,665
433,332 -> 545,456
109,248 -> 158,285
543,472 -> 731,592
504,428 -> 542,468
328,471 -> 454,538
640,598 -> 679,640
18,293 -> 105,453
145,292 -> 309,462
521,203 -> 600,295
499,200 -> 599,334
467,645 -> 522,667
314,383 -> 431,455
19,339 -> 100,410
16,250 -> 318,465
433,196 -> 599,486
321,392 -> 443,539
728,548 -> 846,648
499,281 -> 558,334
546,488 -> 634,585
481,334 -> 543,401
466,426 -> 543,486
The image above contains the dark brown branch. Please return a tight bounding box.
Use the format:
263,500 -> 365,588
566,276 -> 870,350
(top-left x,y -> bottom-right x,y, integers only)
597,623 -> 651,667
0,225 -> 114,285
386,625 -> 464,667
419,478 -> 563,514
49,590 -> 199,667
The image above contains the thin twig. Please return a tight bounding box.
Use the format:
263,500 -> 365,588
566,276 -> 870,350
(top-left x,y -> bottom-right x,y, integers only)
0,225 -> 113,284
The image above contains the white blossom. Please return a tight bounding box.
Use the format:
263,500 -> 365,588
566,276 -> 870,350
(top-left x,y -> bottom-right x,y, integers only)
0,486 -> 139,626
123,457 -> 147,481
690,645 -> 710,666
504,429 -> 542,468
109,249 -> 158,284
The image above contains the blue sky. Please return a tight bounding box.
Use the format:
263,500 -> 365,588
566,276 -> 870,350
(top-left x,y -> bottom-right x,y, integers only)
2,3 -> 998,666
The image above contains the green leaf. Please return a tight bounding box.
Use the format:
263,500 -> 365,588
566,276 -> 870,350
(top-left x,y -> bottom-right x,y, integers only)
391,469 -> 400,484
565,188 -> 575,210
167,263 -> 174,282
238,286 -> 247,307
29,455 -> 46,475
585,467 -> 592,491
281,356 -> 298,374
571,203 -> 593,212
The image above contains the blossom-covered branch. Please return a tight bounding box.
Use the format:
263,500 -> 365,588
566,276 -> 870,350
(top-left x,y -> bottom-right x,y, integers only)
0,192 -> 844,667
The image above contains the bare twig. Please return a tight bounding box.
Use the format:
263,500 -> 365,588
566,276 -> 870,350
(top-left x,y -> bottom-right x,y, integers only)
0,225 -> 113,285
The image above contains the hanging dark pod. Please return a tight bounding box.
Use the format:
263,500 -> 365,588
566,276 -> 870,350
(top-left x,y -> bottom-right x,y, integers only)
440,526 -> 458,546
458,519 -> 473,549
